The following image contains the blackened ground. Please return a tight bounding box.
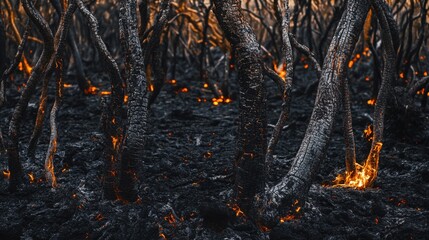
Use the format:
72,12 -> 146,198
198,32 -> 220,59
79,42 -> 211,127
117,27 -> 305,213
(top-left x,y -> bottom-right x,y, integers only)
0,60 -> 428,240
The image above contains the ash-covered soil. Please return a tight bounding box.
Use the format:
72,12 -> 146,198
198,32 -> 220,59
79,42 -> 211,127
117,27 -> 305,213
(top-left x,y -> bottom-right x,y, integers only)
0,62 -> 428,240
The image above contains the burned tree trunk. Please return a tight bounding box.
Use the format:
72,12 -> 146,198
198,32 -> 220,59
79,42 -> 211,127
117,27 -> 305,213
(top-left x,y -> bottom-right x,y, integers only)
76,0 -> 123,199
213,0 -> 267,215
7,0 -> 55,191
118,0 -> 149,202
260,0 -> 370,226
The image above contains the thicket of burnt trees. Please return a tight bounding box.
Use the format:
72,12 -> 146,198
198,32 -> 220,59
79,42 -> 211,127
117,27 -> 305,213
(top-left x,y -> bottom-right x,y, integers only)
0,0 -> 426,229
214,0 -> 403,228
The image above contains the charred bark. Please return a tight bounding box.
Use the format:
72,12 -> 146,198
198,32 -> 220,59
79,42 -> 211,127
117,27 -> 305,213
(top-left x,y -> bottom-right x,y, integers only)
7,0 -> 55,191
77,0 -> 123,199
118,0 -> 149,202
27,1 -> 77,162
213,0 -> 267,215
266,0 -> 294,173
259,0 -> 370,226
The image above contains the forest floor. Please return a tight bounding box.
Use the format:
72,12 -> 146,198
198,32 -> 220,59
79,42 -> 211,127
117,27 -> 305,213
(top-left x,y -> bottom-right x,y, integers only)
0,60 -> 428,240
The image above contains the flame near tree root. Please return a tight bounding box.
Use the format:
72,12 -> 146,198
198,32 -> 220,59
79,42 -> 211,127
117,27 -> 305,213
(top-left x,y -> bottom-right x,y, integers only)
333,142 -> 383,190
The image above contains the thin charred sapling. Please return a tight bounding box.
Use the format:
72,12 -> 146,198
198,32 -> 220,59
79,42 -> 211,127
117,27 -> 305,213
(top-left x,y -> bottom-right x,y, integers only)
51,0 -> 92,93
260,0 -> 370,227
0,20 -> 31,106
4,0 -> 32,75
213,0 -> 267,216
28,0 -> 78,162
0,17 -> 6,106
266,0 -> 294,172
7,0 -> 55,191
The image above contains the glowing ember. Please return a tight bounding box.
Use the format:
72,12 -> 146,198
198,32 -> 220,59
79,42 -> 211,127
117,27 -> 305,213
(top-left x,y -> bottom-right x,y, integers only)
348,60 -> 354,69
111,136 -> 119,149
211,96 -> 231,106
124,95 -> 129,103
63,83 -> 73,88
169,79 -> 177,85
333,142 -> 383,189
100,91 -> 111,96
203,151 -> 212,158
304,64 -> 309,69
280,215 -> 295,223
159,233 -> 167,240
399,72 -> 405,79
84,85 -> 98,95
95,213 -> 104,221
367,98 -> 376,106
397,199 -> 407,206
28,172 -> 35,183
228,203 -> 245,217
363,125 -> 373,142
273,61 -> 286,79
260,225 -> 271,232
3,170 -> 10,179
203,83 -> 209,88
164,213 -> 177,227
180,87 -> 188,93
149,84 -> 155,92
416,88 -> 429,96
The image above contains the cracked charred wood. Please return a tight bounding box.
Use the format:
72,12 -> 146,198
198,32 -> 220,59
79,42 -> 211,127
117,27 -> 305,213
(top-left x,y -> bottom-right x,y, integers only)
363,0 -> 397,186
342,76 -> 357,174
200,2 -> 221,99
139,0 -> 149,36
259,0 -> 370,227
43,0 -> 78,187
4,0 -> 32,75
51,0 -> 91,93
118,0 -> 148,202
143,0 -> 171,107
213,0 -> 267,216
6,0 -> 55,191
0,19 -> 31,106
77,0 -> 124,199
27,1 -> 78,161
0,17 -> 6,106
0,17 -> 4,151
148,39 -> 167,107
266,0 -> 294,173
67,28 -> 92,93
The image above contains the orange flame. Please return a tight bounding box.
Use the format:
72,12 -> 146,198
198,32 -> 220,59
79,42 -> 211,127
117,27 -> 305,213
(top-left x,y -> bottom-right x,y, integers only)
363,125 -> 373,142
64,83 -> 73,88
273,61 -> 287,79
84,85 -> 98,95
228,203 -> 245,217
100,91 -> 111,96
333,142 -> 383,189
367,98 -> 376,106
149,84 -> 155,92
